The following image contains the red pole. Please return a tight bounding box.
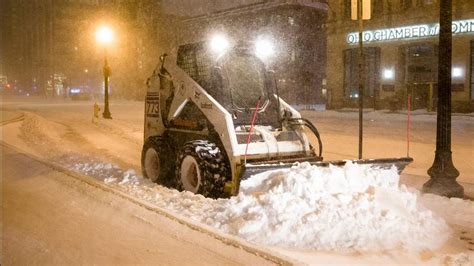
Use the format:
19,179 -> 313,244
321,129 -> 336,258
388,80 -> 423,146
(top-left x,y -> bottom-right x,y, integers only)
244,97 -> 262,164
407,94 -> 411,157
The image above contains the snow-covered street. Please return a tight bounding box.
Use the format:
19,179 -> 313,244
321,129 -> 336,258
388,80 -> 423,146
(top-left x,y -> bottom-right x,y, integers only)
1,96 -> 473,265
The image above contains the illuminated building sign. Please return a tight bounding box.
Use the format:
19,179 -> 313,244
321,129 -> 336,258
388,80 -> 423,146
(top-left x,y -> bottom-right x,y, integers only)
347,19 -> 474,44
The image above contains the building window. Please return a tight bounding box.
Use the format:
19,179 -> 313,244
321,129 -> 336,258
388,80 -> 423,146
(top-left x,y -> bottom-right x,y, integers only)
404,44 -> 438,84
416,0 -> 434,6
347,0 -> 384,18
401,43 -> 439,109
343,47 -> 381,98
373,0 -> 384,14
471,40 -> 474,100
344,0 -> 351,19
288,16 -> 295,25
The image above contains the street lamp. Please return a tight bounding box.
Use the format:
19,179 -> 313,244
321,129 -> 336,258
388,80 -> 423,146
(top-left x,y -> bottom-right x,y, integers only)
423,0 -> 463,198
96,26 -> 114,119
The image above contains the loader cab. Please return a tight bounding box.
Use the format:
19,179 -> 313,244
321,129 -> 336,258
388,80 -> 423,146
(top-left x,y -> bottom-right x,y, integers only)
213,49 -> 267,110
176,41 -> 280,128
211,48 -> 280,128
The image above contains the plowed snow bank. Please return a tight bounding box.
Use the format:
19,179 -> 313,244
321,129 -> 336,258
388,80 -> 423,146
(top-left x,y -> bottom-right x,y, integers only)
204,163 -> 449,252
71,159 -> 450,252
19,112 -> 67,154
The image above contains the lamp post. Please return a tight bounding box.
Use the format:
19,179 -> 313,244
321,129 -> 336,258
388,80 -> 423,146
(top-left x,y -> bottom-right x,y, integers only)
96,26 -> 114,119
357,0 -> 365,160
84,69 -> 89,91
351,0 -> 371,159
423,0 -> 463,198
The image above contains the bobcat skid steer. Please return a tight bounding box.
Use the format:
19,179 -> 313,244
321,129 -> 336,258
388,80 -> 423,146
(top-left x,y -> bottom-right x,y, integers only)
141,37 -> 413,198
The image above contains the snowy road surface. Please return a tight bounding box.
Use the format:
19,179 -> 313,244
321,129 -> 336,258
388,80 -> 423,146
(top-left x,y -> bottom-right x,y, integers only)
2,145 -> 283,265
1,96 -> 473,265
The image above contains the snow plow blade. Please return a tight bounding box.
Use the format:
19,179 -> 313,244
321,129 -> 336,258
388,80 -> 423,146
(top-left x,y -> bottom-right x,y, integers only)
241,157 -> 413,180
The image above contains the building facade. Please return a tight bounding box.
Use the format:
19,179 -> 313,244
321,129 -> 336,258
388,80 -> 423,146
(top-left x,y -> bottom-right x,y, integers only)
0,0 -> 154,98
326,0 -> 474,111
162,0 -> 328,107
1,0 -> 106,96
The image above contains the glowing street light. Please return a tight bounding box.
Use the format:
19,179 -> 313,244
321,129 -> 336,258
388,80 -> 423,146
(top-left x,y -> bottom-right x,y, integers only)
96,26 -> 114,46
96,25 -> 114,119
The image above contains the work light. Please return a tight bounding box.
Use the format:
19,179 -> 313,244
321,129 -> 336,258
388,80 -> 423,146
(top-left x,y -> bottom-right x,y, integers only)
255,38 -> 275,60
210,34 -> 229,55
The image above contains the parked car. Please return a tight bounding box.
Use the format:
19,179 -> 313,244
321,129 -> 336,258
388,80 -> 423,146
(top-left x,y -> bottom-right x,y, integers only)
69,86 -> 92,100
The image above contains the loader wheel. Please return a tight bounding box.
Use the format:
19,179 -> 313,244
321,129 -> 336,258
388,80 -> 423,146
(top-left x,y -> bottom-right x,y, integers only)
176,140 -> 230,199
141,137 -> 175,185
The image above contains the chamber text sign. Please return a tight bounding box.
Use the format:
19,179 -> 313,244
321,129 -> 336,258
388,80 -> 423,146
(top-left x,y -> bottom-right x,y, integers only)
347,19 -> 474,44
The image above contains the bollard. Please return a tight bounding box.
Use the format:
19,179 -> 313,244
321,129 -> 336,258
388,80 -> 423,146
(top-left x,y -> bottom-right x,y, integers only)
92,102 -> 100,124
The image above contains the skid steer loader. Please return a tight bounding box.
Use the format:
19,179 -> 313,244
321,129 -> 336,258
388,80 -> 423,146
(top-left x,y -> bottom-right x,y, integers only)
141,37 -> 413,198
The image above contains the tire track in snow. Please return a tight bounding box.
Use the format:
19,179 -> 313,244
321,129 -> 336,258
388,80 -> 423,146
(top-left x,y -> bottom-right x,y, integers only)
0,113 -> 25,126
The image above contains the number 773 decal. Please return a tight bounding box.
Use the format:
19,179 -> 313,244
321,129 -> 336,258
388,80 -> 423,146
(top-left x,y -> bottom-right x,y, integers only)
146,96 -> 160,117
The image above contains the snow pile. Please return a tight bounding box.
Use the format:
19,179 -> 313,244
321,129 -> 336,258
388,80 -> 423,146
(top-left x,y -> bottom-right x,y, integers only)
63,156 -> 143,186
70,158 -> 451,252
201,162 -> 450,252
19,112 -> 65,154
